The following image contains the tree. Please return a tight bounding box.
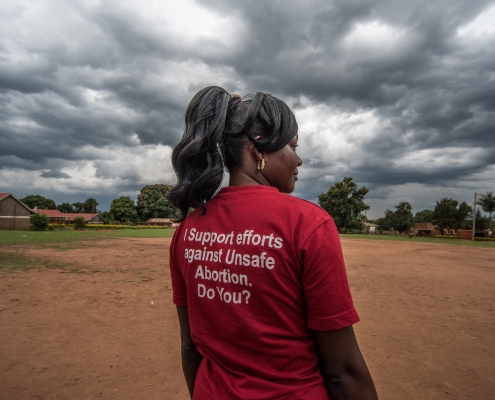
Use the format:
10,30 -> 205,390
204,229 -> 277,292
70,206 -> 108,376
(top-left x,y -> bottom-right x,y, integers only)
455,201 -> 472,229
100,211 -> 114,224
20,194 -> 56,210
71,202 -> 84,213
376,211 -> 394,231
318,177 -> 370,233
73,216 -> 86,230
392,202 -> 414,233
137,184 -> 179,221
432,198 -> 472,232
110,196 -> 138,223
376,202 -> 414,233
414,209 -> 434,223
477,191 -> 495,230
58,202 -> 74,213
71,198 -> 99,213
472,209 -> 489,231
82,198 -> 99,213
30,213 -> 48,231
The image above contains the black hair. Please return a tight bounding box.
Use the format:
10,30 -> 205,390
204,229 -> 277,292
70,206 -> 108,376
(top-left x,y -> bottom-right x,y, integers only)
168,85 -> 298,221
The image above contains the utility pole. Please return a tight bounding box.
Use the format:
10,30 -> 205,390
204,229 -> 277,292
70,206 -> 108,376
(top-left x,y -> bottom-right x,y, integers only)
472,192 -> 477,242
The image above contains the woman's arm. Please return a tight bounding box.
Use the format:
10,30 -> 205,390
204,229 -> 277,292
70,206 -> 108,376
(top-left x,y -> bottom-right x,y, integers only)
313,326 -> 378,400
176,306 -> 203,398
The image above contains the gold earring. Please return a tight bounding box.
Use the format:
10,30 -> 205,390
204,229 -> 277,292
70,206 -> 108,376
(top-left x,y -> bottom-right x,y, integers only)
257,159 -> 265,171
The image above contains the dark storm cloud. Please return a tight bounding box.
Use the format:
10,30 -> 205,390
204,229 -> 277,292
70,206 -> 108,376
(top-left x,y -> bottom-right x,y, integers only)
40,170 -> 71,179
0,0 -> 494,213
196,0 -> 495,198
0,1 -> 191,170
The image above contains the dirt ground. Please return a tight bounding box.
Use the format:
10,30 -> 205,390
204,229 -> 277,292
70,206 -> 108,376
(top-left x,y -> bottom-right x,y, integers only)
0,237 -> 494,400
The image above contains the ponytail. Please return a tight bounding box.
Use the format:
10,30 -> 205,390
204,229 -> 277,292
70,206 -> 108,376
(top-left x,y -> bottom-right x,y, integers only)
168,86 -> 230,221
168,86 -> 298,221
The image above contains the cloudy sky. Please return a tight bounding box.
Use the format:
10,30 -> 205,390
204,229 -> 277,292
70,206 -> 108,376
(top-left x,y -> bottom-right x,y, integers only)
1,0 -> 494,218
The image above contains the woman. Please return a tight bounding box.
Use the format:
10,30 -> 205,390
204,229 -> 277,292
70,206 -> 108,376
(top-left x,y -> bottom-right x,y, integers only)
168,86 -> 378,399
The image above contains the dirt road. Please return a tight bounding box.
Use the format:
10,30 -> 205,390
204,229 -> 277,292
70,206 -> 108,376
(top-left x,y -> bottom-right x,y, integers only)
1,238 -> 493,399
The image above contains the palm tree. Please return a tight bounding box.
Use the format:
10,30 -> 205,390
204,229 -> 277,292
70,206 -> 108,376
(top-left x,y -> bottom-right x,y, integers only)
477,191 -> 495,230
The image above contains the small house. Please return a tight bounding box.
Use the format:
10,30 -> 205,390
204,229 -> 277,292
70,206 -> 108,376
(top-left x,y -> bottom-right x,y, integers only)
413,222 -> 441,237
147,218 -> 178,228
362,222 -> 378,234
0,193 -> 33,230
59,212 -> 104,224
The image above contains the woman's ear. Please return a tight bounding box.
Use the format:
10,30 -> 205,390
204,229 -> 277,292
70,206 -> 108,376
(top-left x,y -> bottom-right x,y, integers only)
253,136 -> 264,162
250,143 -> 265,171
252,146 -> 264,163
247,140 -> 263,162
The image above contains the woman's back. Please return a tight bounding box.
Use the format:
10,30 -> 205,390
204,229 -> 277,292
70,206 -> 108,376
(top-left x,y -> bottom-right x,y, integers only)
171,185 -> 358,399
168,86 -> 377,399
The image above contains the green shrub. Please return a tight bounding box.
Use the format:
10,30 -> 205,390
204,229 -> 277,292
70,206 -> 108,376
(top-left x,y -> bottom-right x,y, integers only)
53,224 -> 65,230
434,235 -> 458,239
30,213 -> 48,231
46,224 -> 66,230
73,216 -> 86,230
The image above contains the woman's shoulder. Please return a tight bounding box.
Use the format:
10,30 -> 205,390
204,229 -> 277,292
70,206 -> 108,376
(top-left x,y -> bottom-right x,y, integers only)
216,185 -> 331,220
286,195 -> 333,229
249,190 -> 334,234
274,191 -> 331,218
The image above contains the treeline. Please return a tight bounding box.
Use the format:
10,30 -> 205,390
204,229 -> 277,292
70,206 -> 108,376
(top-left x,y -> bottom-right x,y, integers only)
21,184 -> 179,224
318,177 -> 494,233
22,179 -> 495,231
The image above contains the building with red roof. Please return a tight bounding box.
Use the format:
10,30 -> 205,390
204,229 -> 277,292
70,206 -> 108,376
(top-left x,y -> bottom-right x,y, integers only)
0,193 -> 105,229
36,209 -> 104,224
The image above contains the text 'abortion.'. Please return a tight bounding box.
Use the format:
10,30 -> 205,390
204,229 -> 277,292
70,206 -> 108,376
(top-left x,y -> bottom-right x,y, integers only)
183,228 -> 284,305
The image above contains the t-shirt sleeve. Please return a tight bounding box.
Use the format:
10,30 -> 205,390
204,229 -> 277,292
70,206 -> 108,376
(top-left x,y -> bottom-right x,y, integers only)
301,219 -> 359,331
170,235 -> 188,307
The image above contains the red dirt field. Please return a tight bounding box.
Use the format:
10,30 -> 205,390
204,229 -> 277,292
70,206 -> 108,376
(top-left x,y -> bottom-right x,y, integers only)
0,237 -> 494,400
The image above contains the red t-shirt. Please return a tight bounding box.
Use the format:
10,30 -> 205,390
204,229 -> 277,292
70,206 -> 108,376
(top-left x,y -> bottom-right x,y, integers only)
170,185 -> 359,399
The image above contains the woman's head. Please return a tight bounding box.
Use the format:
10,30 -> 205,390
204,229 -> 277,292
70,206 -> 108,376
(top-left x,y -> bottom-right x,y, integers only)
168,86 -> 299,220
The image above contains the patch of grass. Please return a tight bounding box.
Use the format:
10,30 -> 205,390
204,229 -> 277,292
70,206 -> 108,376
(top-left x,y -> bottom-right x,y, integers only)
0,252 -> 66,272
99,230 -> 176,239
341,234 -> 495,248
0,229 -> 176,246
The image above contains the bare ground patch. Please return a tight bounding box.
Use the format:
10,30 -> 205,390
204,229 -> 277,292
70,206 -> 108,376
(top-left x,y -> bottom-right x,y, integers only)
0,238 -> 494,399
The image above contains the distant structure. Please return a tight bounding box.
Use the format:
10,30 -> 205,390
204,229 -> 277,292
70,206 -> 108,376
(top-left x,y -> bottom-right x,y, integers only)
36,209 -> 104,224
413,222 -> 441,237
146,218 -> 178,228
363,222 -> 378,234
0,191 -> 107,230
0,193 -> 33,230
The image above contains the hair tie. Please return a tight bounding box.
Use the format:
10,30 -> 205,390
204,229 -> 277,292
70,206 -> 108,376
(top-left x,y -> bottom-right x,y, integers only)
230,93 -> 242,100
